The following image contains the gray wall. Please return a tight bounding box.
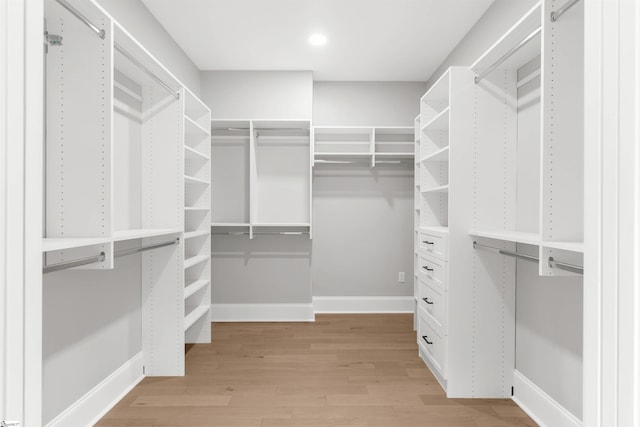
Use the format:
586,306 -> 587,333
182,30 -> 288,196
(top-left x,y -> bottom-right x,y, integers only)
312,82 -> 423,297
426,0 -> 539,87
203,71 -> 314,305
201,71 -> 313,119
96,0 -> 201,94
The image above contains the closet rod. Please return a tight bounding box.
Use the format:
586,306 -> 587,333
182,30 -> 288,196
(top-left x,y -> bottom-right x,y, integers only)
114,237 -> 179,259
549,257 -> 583,274
114,44 -> 180,100
473,241 -> 539,264
474,26 -> 541,84
42,238 -> 179,274
550,0 -> 581,22
55,0 -> 105,39
43,252 -> 106,274
212,232 -> 309,236
473,241 -> 584,275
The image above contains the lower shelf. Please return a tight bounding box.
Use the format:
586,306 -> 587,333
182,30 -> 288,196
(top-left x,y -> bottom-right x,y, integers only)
184,279 -> 210,299
184,305 -> 210,331
184,255 -> 209,269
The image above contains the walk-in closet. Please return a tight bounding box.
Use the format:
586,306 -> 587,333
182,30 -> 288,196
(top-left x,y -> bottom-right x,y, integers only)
2,0 -> 639,426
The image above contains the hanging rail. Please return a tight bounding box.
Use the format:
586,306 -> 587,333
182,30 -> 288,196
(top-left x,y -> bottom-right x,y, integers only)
43,237 -> 179,274
212,231 -> 309,236
55,0 -> 105,39
473,241 -> 583,275
43,252 -> 106,274
114,44 -> 180,100
550,0 -> 581,22
474,26 -> 541,84
549,257 -> 584,274
114,237 -> 180,258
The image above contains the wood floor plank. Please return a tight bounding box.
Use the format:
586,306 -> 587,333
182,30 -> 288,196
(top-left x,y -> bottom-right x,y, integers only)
96,314 -> 537,427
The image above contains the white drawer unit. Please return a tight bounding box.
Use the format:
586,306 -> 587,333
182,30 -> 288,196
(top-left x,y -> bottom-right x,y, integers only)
418,253 -> 447,290
418,229 -> 448,260
418,277 -> 446,330
418,307 -> 446,378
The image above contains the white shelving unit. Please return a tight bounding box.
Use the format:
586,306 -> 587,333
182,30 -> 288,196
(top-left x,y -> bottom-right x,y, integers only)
211,119 -> 312,239
312,126 -> 414,167
183,89 -> 212,344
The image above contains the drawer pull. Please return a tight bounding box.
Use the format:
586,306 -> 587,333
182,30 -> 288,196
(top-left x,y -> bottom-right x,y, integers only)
422,297 -> 434,305
422,335 -> 433,345
422,266 -> 434,271
422,240 -> 434,245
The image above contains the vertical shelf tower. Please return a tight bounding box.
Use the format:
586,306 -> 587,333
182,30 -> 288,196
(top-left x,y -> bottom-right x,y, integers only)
183,90 -> 212,343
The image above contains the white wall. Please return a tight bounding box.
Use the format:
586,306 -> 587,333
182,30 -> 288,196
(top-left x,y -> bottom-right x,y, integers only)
426,0 -> 539,87
201,71 -> 313,119
95,0 -> 201,94
312,82 -> 423,299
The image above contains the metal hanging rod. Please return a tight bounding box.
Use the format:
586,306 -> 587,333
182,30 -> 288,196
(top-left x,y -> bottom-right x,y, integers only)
42,237 -> 179,274
114,44 -> 180,100
475,26 -> 541,84
43,252 -> 106,274
114,237 -> 179,259
55,0 -> 105,39
549,257 -> 583,274
212,231 -> 309,236
473,241 -> 539,264
550,0 -> 581,22
473,241 -> 584,275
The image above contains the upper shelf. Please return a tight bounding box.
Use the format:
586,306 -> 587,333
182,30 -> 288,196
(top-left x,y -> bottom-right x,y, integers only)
113,228 -> 182,242
42,237 -> 111,252
422,107 -> 450,132
469,230 -> 584,253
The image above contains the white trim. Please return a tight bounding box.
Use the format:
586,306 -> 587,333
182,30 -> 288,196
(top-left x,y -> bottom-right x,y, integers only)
46,353 -> 144,427
313,296 -> 414,313
211,304 -> 315,322
512,370 -> 582,427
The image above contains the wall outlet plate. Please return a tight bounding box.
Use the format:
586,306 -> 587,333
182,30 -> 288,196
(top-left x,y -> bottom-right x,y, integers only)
398,272 -> 405,283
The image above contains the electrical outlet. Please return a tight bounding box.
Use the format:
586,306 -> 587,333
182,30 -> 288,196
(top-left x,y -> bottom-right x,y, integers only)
398,272 -> 405,283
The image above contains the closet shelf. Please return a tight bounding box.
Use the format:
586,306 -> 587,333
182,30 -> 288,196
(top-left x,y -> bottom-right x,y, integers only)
421,146 -> 450,162
184,145 -> 210,161
375,152 -> 414,158
421,107 -> 450,132
184,279 -> 210,299
42,237 -> 111,252
470,230 -> 541,246
184,175 -> 210,185
314,152 -> 371,157
185,116 -> 211,139
184,206 -> 210,212
211,222 -> 251,227
184,255 -> 209,269
184,305 -> 209,331
420,225 -> 449,234
184,230 -> 210,239
113,228 -> 181,242
421,184 -> 449,194
253,222 -> 310,227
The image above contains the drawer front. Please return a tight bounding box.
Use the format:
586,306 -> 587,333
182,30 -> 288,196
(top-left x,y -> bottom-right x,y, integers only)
418,277 -> 446,330
418,253 -> 447,291
418,230 -> 448,261
418,308 -> 446,376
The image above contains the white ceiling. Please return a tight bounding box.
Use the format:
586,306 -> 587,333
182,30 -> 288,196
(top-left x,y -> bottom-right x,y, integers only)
141,0 -> 495,81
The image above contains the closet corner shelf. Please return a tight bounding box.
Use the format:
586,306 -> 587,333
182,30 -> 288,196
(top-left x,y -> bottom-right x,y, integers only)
420,225 -> 449,235
469,230 -> 541,246
421,184 -> 449,194
42,237 -> 111,252
113,228 -> 181,242
185,115 -> 211,138
184,230 -> 210,239
421,107 -> 450,132
184,145 -> 210,161
184,305 -> 210,331
421,146 -> 450,162
184,175 -> 210,185
184,254 -> 209,269
184,279 -> 210,300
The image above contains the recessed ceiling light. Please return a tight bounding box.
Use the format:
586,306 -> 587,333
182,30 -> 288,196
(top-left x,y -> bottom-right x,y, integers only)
309,33 -> 327,46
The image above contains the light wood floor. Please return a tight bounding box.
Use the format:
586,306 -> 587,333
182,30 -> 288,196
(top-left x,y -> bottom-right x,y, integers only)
97,314 -> 537,426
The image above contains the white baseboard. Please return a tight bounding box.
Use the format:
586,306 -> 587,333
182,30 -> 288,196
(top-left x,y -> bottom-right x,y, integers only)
512,370 -> 582,427
313,296 -> 414,313
211,303 -> 315,322
46,352 -> 144,427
